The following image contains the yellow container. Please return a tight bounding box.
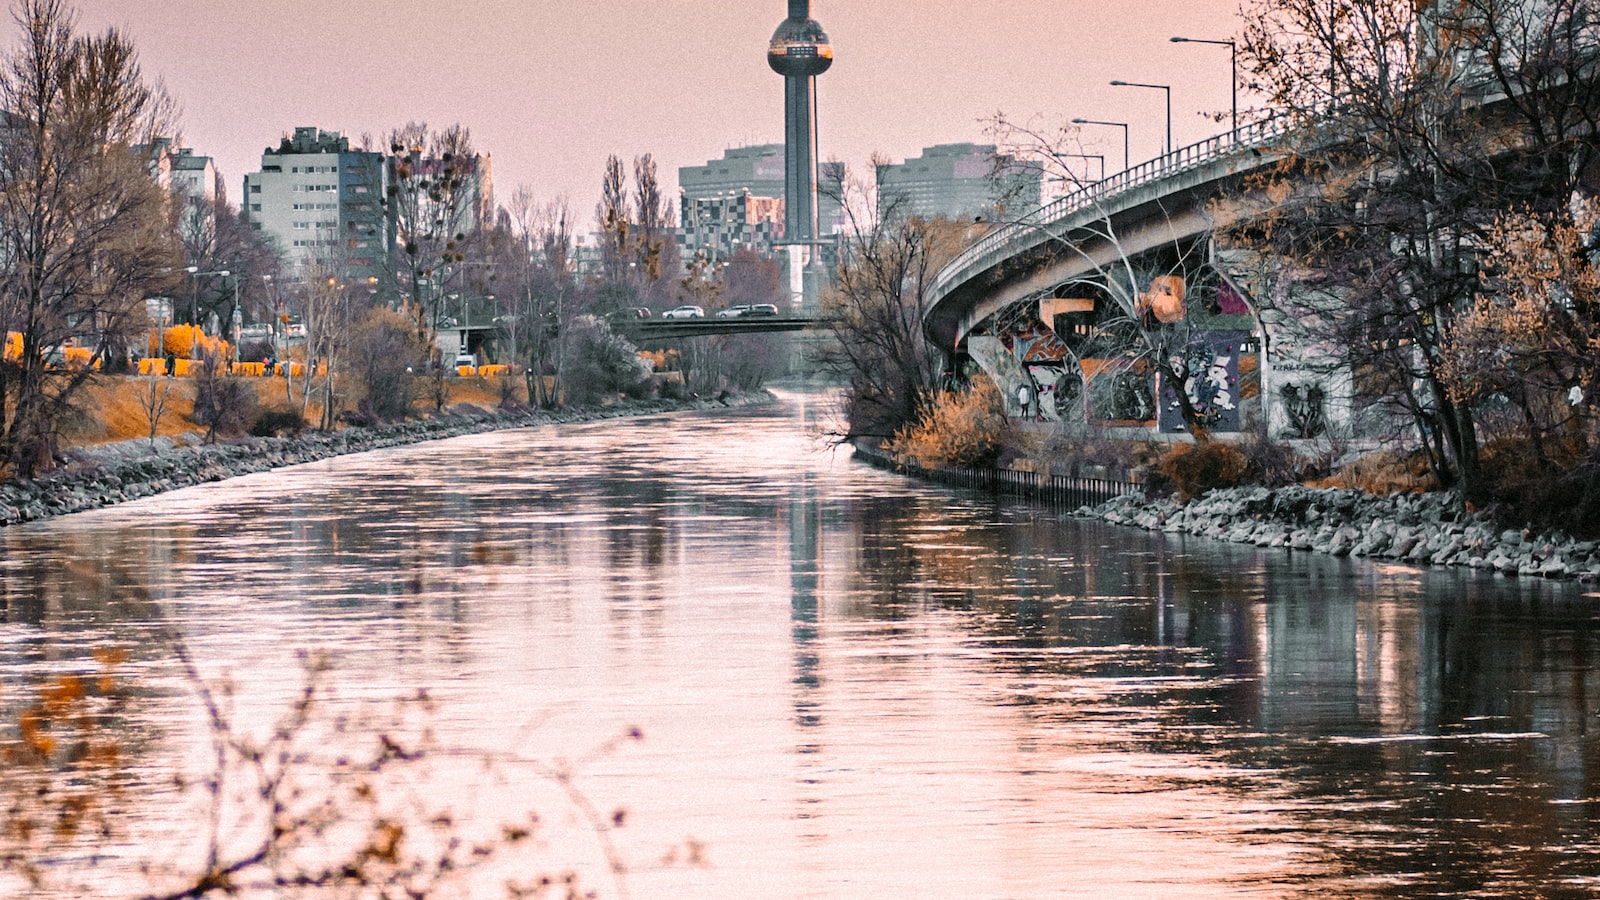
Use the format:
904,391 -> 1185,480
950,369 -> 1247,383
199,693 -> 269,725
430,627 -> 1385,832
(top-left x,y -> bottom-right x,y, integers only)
138,358 -> 167,376
478,364 -> 508,378
456,365 -> 476,377
234,362 -> 266,377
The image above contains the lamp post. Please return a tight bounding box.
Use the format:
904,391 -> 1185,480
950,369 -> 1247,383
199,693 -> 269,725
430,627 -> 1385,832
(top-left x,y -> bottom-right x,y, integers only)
1054,153 -> 1105,183
184,267 -> 230,360
1071,118 -> 1130,173
1171,36 -> 1238,142
1109,80 -> 1172,157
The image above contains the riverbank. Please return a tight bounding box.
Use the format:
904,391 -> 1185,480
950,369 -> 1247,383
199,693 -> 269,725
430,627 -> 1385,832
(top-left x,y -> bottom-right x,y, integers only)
1080,484 -> 1600,582
855,442 -> 1600,582
0,392 -> 773,528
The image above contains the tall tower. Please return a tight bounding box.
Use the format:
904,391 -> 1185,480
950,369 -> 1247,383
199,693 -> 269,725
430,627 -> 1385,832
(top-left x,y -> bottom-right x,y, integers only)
768,0 -> 832,309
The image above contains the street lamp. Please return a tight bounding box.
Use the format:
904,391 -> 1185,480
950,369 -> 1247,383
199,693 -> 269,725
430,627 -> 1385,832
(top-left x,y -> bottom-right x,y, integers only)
1109,80 -> 1172,157
184,267 -> 230,325
1171,36 -> 1238,142
1054,153 -> 1105,183
184,267 -> 230,361
1071,118 -> 1130,173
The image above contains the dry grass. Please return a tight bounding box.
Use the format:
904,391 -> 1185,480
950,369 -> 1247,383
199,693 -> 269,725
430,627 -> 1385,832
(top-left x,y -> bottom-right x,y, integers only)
1310,450 -> 1437,494
55,373 -> 530,450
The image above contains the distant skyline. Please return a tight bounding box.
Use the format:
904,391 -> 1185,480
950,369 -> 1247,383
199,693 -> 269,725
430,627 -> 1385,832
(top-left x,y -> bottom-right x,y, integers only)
71,0 -> 1250,225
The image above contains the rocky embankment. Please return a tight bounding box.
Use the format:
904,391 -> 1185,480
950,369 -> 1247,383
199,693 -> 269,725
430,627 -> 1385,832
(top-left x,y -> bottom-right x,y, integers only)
1084,484 -> 1600,582
0,393 -> 771,528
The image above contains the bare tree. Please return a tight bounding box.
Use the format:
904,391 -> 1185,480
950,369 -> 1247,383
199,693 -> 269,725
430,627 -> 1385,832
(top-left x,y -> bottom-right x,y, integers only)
1233,0 -> 1600,496
596,154 -> 631,287
383,122 -> 482,363
813,162 -> 957,441
505,193 -> 576,408
631,153 -> 676,299
139,367 -> 173,445
299,256 -> 364,429
0,0 -> 181,477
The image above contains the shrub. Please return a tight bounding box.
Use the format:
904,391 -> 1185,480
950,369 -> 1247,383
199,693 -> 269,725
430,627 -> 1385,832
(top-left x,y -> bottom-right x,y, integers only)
160,324 -> 228,360
1237,431 -> 1305,487
1157,441 -> 1250,500
1316,449 -> 1437,494
346,307 -> 423,421
192,357 -> 257,442
563,317 -> 652,405
1476,435 -> 1600,535
239,339 -> 274,364
249,408 -> 305,438
658,377 -> 690,401
886,379 -> 1008,469
1016,425 -> 1162,479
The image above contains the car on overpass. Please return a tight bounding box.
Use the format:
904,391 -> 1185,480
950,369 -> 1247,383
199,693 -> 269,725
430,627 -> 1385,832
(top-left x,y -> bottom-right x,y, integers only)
662,305 -> 704,319
715,305 -> 750,318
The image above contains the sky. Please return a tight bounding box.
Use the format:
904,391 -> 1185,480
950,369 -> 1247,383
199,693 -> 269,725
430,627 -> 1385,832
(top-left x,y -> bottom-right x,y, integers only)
71,0 -> 1251,225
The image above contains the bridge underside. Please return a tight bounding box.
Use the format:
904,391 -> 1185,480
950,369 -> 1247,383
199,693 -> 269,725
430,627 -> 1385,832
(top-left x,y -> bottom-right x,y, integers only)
934,191 -> 1356,440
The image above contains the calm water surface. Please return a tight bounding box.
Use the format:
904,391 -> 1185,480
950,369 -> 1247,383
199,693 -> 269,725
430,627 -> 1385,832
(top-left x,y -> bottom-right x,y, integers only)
4,388 -> 1600,898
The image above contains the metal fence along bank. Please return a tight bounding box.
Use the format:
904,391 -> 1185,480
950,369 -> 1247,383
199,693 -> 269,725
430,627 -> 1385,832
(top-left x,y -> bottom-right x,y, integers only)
852,445 -> 1140,509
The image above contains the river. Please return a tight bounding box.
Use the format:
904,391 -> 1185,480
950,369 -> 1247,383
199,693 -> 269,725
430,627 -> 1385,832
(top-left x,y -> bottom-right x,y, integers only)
2,388 -> 1599,898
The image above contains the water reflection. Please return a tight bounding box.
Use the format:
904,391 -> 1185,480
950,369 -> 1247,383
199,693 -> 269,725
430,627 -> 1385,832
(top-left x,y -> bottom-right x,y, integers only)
0,389 -> 1598,896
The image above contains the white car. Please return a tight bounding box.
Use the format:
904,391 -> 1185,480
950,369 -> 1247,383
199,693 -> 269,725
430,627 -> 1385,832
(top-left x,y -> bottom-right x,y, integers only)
662,305 -> 705,319
715,305 -> 751,318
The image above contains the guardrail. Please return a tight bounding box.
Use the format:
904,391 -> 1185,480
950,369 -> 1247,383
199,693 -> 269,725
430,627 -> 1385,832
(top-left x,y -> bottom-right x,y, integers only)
932,116 -> 1290,300
853,444 -> 1141,509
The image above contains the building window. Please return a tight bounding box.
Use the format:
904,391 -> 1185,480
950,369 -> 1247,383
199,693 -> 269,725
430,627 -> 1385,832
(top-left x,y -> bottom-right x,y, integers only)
250,185 -> 261,194
250,204 -> 260,212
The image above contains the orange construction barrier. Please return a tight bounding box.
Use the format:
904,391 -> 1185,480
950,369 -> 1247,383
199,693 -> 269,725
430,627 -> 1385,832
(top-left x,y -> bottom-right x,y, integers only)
62,347 -> 97,370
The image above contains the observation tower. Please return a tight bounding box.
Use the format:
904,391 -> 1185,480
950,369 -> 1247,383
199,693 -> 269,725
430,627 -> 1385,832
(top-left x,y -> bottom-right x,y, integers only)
768,0 -> 832,309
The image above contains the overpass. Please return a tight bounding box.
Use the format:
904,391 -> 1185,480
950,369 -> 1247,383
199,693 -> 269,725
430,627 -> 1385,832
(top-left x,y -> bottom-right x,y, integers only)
924,117 -> 1288,355
921,116 -> 1322,436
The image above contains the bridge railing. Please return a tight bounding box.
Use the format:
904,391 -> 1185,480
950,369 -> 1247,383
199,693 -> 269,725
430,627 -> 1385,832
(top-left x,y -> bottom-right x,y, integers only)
933,116 -> 1291,300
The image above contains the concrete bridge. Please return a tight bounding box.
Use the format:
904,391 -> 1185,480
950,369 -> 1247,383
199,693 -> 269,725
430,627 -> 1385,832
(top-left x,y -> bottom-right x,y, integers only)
623,316 -> 819,340
920,116 -> 1350,439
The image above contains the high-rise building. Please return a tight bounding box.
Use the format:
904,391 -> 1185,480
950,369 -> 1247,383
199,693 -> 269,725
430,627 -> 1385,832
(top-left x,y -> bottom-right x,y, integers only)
137,137 -> 217,208
241,127 -> 389,283
876,143 -> 1044,223
170,148 -> 217,207
677,144 -> 842,265
138,138 -> 221,267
